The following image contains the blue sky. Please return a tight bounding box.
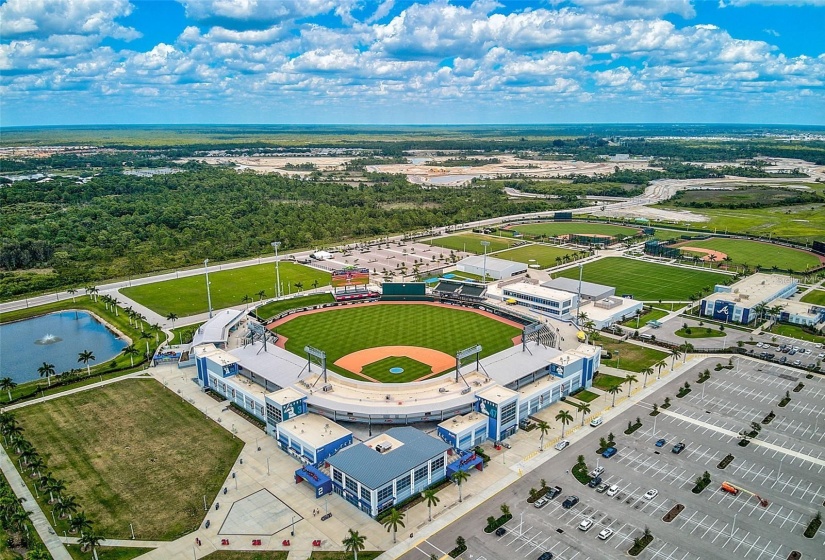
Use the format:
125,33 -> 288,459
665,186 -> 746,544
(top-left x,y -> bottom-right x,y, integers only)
1,0 -> 824,126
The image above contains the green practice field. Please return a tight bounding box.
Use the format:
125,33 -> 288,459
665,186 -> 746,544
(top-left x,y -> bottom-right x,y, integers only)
507,222 -> 640,238
494,244 -> 575,268
671,238 -> 820,271
11,379 -> 243,540
121,262 -> 331,316
599,340 -> 669,373
255,293 -> 335,320
801,289 -> 825,306
427,233 -> 518,254
555,257 -> 727,301
275,304 -> 521,382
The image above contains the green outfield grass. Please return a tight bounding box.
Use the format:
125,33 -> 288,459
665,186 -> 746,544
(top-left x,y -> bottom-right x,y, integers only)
255,293 -> 335,320
671,238 -> 820,271
620,308 -> 669,328
361,356 -> 432,382
555,257 -> 727,301
507,222 -> 640,238
275,304 -> 521,382
427,233 -> 518,254
11,379 -> 243,540
493,244 -> 578,268
801,289 -> 825,306
121,262 -> 331,316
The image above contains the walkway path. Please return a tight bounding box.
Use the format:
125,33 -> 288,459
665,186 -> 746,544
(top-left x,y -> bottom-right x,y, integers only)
4,371 -> 146,412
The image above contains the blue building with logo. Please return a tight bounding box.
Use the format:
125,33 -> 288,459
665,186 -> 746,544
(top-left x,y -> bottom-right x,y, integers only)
701,273 -> 797,324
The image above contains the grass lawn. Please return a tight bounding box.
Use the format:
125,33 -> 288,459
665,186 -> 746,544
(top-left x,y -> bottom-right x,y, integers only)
671,238 -> 820,272
591,373 -> 626,391
11,379 -> 243,540
361,356 -> 433,382
620,308 -> 669,329
570,389 -> 599,403
121,262 -> 331,317
427,233 -> 517,254
170,321 -> 205,345
599,340 -> 669,373
674,327 -> 726,339
508,222 -> 640,238
555,257 -> 727,301
768,323 -> 825,344
255,293 -> 335,321
801,289 -> 825,306
310,553 -> 383,560
66,545 -> 154,560
276,304 -> 521,382
493,244 -> 575,268
202,552 -> 290,560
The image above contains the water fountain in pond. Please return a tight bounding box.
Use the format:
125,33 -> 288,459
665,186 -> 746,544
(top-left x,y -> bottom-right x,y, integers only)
35,333 -> 63,345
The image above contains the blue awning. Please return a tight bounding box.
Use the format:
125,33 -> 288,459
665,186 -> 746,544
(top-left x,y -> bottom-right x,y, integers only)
446,450 -> 484,476
295,465 -> 332,498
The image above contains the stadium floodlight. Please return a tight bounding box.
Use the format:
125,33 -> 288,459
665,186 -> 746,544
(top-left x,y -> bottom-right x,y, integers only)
271,241 -> 282,299
481,241 -> 490,283
204,259 -> 213,319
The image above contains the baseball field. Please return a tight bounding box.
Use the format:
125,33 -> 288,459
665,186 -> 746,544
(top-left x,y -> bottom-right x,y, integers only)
272,303 -> 522,383
670,238 -> 821,271
427,233 -> 518,254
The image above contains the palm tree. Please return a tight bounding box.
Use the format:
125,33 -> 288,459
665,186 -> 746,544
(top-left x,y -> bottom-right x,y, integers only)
423,488 -> 440,522
681,342 -> 694,362
151,324 -> 162,343
78,350 -> 96,375
37,362 -> 56,387
67,288 -> 77,302
69,511 -> 92,535
25,547 -> 50,560
624,374 -> 638,395
28,456 -> 45,479
452,470 -> 470,503
55,494 -> 79,520
241,294 -> 252,310
110,297 -> 120,315
607,385 -> 623,407
46,478 -> 66,504
670,347 -> 682,369
641,367 -> 653,388
536,420 -> 550,450
0,378 -> 16,402
343,528 -> 367,560
122,345 -> 139,367
577,402 -> 592,426
295,281 -> 304,292
555,409 -> 574,438
166,312 -> 178,328
79,530 -> 105,560
655,360 -> 667,379
257,289 -> 267,302
140,330 -> 153,357
381,508 -> 405,544
312,279 -> 320,289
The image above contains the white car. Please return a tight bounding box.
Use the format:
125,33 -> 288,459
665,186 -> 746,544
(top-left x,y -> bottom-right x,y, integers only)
578,518 -> 594,532
606,485 -> 619,497
598,528 -> 614,540
589,417 -> 603,427
756,342 -> 764,348
554,439 -> 570,451
534,496 -> 549,509
643,489 -> 659,500
589,466 -> 605,478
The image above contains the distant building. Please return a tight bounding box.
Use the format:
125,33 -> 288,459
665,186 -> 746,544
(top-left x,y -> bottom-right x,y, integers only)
542,278 -> 615,302
456,255 -> 527,280
773,300 -> 825,327
499,281 -> 578,319
700,273 -> 797,324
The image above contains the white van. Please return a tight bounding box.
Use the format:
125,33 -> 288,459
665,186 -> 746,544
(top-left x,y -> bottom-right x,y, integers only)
589,417 -> 603,427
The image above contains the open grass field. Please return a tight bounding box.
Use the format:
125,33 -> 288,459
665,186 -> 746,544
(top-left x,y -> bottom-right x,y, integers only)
493,244 -> 575,268
555,258 -> 727,301
66,545 -> 153,560
507,222 -> 640,238
671,238 -> 821,271
427,233 -> 517,255
12,379 -> 243,540
275,304 -> 521,382
121,262 -> 331,317
620,308 -> 669,329
599,340 -> 669,373
255,293 -> 335,320
769,323 -> 825,344
801,289 -> 825,306
656,204 -> 825,243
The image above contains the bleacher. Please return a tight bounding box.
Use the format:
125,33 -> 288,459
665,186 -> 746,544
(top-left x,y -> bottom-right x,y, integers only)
433,280 -> 487,301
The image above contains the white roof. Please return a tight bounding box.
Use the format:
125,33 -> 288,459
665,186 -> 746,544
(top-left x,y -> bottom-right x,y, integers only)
277,413 -> 351,449
459,255 -> 527,272
503,282 -> 576,302
476,384 -> 518,404
267,387 -> 306,405
580,297 -> 642,322
774,299 -> 821,317
192,308 -> 245,347
193,344 -> 239,366
438,412 -> 488,434
703,273 -> 796,305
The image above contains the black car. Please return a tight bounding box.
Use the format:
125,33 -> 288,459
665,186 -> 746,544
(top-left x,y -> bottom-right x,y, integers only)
588,476 -> 602,488
495,527 -> 506,536
538,553 -> 554,560
562,495 -> 579,509
672,442 -> 686,454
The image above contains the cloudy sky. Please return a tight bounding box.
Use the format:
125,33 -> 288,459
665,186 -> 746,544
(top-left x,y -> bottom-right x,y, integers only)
2,0 -> 824,126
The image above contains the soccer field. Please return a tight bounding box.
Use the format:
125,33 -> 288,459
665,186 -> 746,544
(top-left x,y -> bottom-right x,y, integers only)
121,262 -> 331,316
509,222 -> 640,238
275,304 -> 521,382
671,238 -> 821,272
428,233 -> 518,254
494,244 -> 577,268
555,257 -> 727,301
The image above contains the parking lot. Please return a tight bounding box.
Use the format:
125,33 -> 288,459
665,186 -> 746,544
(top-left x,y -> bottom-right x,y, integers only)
400,356 -> 824,560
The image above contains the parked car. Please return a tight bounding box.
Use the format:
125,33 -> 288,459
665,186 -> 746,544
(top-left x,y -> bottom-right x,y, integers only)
598,528 -> 614,540
606,485 -> 620,497
578,518 -> 594,531
588,476 -> 603,488
792,360 -> 802,366
672,442 -> 686,454
495,527 -> 507,536
590,465 -> 605,477
644,489 -> 659,500
534,496 -> 549,509
562,496 -> 579,509
655,438 -> 666,447
596,483 -> 609,493
589,417 -> 603,427
602,447 -> 617,458
554,439 -> 570,451
546,485 -> 563,499
537,552 -> 554,560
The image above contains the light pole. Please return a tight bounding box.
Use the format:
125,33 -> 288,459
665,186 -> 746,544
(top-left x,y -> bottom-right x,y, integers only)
271,242 -> 282,299
481,241 -> 490,283
615,350 -> 620,370
291,515 -> 296,537
575,262 -> 583,326
204,259 -> 213,318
